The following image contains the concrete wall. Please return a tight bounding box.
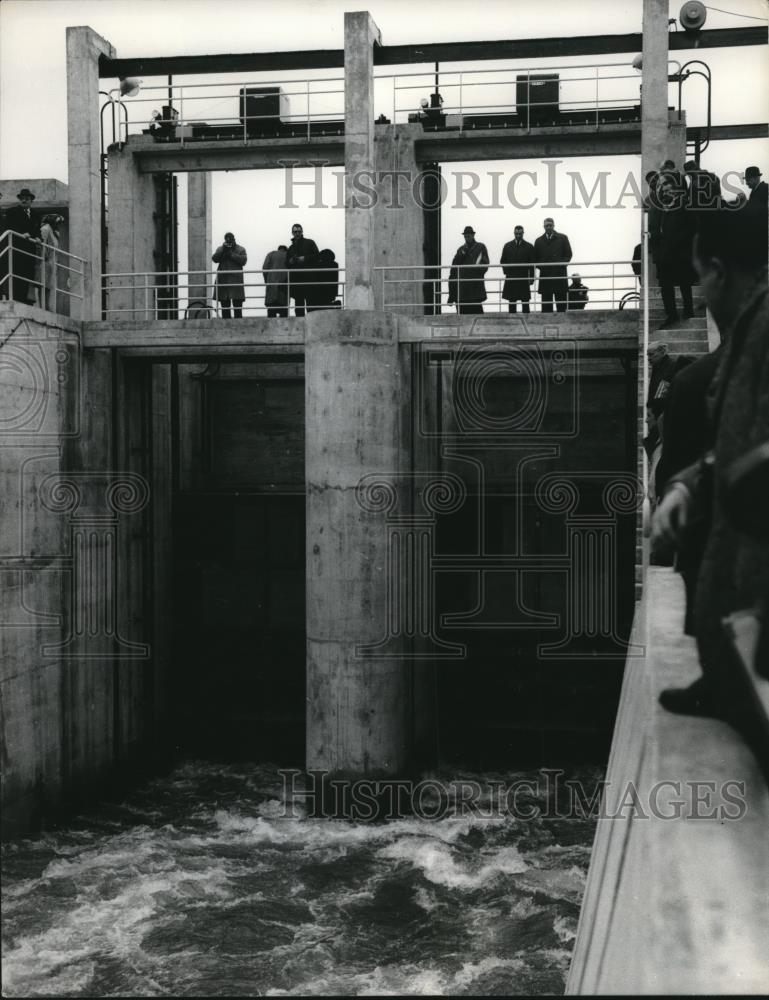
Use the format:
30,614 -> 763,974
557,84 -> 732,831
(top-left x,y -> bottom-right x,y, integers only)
0,304 -> 75,833
567,569 -> 769,993
0,302 -> 170,835
373,124 -> 426,314
106,148 -> 165,317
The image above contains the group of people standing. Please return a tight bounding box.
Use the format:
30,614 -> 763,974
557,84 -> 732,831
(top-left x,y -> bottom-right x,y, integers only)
447,218 -> 588,314
0,187 -> 66,311
646,160 -> 767,329
212,223 -> 339,318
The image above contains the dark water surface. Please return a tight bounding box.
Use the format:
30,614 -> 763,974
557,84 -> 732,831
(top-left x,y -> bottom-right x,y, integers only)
1,763 -> 598,996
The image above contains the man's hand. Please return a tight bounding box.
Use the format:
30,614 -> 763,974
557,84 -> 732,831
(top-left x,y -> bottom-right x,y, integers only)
651,482 -> 692,549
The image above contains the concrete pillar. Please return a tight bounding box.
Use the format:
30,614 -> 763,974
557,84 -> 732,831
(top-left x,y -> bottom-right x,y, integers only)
667,111 -> 687,169
305,310 -> 407,776
344,12 -> 381,311
66,27 -> 116,320
641,0 -> 670,184
373,124 -> 426,314
187,172 -> 213,307
105,148 -> 162,318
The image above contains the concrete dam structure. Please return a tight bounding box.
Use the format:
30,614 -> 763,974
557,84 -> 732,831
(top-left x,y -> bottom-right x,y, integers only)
1,1 -> 768,994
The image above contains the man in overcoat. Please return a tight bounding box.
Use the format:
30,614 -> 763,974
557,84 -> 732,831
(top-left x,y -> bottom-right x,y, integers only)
3,188 -> 40,303
500,225 -> 535,313
212,232 -> 247,318
262,244 -> 288,317
286,223 -> 319,317
652,206 -> 769,719
533,218 -> 572,312
447,226 -> 489,314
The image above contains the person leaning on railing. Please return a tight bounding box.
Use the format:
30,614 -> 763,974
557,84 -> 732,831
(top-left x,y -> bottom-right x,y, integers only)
312,249 -> 340,309
262,244 -> 289,318
651,205 -> 769,723
212,232 -> 247,318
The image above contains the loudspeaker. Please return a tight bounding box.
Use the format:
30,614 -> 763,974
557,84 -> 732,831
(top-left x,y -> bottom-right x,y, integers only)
679,1 -> 707,31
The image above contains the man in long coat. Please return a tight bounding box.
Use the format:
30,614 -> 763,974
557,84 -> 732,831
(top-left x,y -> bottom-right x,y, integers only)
3,188 -> 40,304
652,206 -> 769,719
447,226 -> 489,314
286,223 -> 319,317
656,172 -> 697,328
212,232 -> 247,318
500,225 -> 535,313
262,244 -> 288,317
533,218 -> 572,313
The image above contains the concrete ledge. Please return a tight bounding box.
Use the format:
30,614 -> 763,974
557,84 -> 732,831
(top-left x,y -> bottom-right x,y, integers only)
0,300 -> 82,335
568,568 -> 769,994
81,311 -> 640,352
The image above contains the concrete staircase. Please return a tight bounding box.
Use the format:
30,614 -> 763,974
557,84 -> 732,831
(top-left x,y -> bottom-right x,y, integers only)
645,286 -> 710,358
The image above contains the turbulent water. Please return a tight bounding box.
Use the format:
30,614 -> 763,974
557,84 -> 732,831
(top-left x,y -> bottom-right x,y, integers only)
1,763 -> 598,997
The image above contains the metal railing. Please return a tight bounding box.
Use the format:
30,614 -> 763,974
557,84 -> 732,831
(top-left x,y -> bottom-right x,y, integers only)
0,230 -> 87,313
109,74 -> 345,146
102,267 -> 345,319
376,61 -> 642,127
376,261 -> 640,312
104,58 -> 648,147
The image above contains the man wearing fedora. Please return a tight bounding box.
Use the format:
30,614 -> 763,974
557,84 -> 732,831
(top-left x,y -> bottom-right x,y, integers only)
3,188 -> 40,303
447,226 -> 489,314
744,166 -> 767,208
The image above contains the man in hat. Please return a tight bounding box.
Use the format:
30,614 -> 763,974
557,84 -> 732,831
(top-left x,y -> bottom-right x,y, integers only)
447,226 -> 489,314
500,225 -> 535,313
744,166 -> 767,208
3,188 -> 40,303
533,218 -> 572,312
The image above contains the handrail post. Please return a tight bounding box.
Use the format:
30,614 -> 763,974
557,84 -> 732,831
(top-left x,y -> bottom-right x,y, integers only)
8,237 -> 13,302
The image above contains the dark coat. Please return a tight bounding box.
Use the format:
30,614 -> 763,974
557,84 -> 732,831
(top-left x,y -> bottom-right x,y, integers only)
262,249 -> 288,307
212,242 -> 247,302
533,231 -> 572,287
567,280 -> 589,309
690,286 -> 769,683
313,251 -> 339,307
657,205 -> 697,287
3,204 -> 39,280
656,348 -> 722,494
286,236 -> 319,300
500,238 -> 535,301
447,240 -> 489,305
749,180 -> 768,208
655,347 -> 722,634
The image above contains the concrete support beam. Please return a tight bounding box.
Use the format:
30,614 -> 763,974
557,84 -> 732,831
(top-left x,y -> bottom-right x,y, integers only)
66,27 -> 116,320
641,0 -> 671,181
106,149 -> 163,317
187,172 -> 213,307
373,124 -> 425,313
305,310 -> 407,776
344,12 -> 381,311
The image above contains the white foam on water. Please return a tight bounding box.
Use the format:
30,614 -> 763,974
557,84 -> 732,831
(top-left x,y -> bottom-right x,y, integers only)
450,955 -> 527,989
554,914 -> 578,943
376,838 -> 528,889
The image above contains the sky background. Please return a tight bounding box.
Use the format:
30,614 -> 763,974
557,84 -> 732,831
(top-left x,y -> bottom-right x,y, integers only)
1,0 -> 767,308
